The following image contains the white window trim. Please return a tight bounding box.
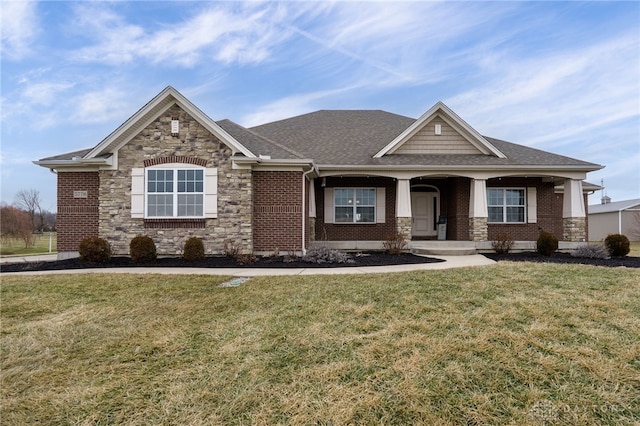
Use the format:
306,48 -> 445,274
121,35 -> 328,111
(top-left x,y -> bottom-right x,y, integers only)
323,187 -> 385,224
487,187 -> 526,224
333,187 -> 377,224
131,164 -> 218,219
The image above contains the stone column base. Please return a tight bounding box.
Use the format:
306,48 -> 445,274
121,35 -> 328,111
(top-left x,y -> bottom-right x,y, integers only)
396,217 -> 413,241
469,217 -> 488,242
563,217 -> 586,242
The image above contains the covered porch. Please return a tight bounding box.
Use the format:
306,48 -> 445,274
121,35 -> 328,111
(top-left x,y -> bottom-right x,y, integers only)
308,172 -> 588,250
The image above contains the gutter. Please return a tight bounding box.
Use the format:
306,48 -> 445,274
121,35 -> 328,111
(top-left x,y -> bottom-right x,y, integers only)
316,164 -> 604,172
33,156 -> 113,170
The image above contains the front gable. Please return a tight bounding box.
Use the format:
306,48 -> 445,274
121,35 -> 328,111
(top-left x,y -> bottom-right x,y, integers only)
393,116 -> 484,155
374,101 -> 506,159
86,86 -> 255,166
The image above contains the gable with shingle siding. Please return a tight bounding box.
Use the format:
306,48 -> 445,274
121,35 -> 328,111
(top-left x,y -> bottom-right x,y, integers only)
393,117 -> 483,155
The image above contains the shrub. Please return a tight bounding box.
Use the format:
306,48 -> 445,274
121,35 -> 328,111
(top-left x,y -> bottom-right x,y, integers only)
536,231 -> 558,257
604,234 -> 630,257
302,246 -> 353,264
183,237 -> 205,262
78,236 -> 111,263
130,235 -> 157,264
571,244 -> 610,259
382,231 -> 408,255
491,233 -> 514,254
222,239 -> 255,264
235,253 -> 257,265
223,240 -> 242,258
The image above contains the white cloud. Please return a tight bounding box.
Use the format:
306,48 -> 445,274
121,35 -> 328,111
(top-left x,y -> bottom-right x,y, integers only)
70,88 -> 131,124
447,31 -> 640,148
282,2 -> 516,86
0,1 -> 39,60
69,3 -> 292,67
22,82 -> 75,106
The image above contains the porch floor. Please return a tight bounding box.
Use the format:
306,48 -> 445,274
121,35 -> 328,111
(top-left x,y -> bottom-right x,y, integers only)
409,240 -> 477,256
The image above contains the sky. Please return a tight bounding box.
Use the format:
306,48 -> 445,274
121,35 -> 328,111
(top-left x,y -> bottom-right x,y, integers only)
1,0 -> 639,212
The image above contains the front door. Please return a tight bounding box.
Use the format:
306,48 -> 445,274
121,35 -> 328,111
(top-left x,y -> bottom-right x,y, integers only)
411,192 -> 439,237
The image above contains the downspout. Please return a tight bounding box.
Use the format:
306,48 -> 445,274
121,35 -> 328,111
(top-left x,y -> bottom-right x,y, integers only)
619,209 -> 622,234
302,165 -> 317,255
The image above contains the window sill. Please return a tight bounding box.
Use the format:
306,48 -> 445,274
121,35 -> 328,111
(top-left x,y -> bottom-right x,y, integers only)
332,222 -> 377,225
144,218 -> 206,229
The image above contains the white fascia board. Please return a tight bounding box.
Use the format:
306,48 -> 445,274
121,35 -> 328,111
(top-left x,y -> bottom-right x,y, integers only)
33,157 -> 112,169
251,158 -> 317,174
318,164 -> 600,173
85,86 -> 256,160
373,101 -> 506,159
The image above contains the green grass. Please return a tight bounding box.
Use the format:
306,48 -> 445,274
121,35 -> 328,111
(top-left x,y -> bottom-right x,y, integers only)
2,264 -> 639,425
0,232 -> 56,256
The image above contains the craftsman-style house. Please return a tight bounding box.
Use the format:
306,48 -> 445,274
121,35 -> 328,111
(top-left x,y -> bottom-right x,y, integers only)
35,87 -> 602,259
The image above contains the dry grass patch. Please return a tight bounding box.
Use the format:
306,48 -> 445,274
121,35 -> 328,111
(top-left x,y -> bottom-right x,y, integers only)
2,264 -> 639,425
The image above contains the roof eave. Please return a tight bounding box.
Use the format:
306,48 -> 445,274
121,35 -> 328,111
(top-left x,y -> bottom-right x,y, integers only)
317,163 -> 603,172
33,157 -> 112,170
85,86 -> 256,160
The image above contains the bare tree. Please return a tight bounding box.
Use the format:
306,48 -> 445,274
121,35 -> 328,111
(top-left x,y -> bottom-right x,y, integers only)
1,205 -> 35,248
15,189 -> 43,232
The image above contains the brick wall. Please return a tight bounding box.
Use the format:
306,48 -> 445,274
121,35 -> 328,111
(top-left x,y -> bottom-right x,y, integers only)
315,176 -> 397,241
446,177 -> 470,240
486,177 -> 563,241
57,172 -> 100,251
253,171 -> 303,252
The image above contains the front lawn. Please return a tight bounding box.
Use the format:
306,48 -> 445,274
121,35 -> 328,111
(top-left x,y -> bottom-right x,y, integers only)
2,264 -> 639,425
0,232 -> 56,256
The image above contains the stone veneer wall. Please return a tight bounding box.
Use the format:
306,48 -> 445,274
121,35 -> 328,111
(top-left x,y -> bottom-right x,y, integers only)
396,217 -> 412,241
563,217 -> 587,242
98,104 -> 253,255
468,217 -> 488,241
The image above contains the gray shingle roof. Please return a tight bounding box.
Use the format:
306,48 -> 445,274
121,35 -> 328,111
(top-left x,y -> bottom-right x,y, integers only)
39,148 -> 93,161
38,108 -> 602,171
249,110 -> 601,169
216,119 -> 305,160
249,110 -> 415,164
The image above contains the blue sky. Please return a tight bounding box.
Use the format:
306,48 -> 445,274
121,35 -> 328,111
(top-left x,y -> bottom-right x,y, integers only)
1,1 -> 639,211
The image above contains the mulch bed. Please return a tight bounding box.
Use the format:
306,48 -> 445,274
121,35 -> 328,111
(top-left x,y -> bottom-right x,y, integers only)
484,251 -> 640,268
4,251 -> 639,273
0,252 -> 445,273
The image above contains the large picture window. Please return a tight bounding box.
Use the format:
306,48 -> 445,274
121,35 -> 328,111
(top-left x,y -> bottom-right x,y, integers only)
334,188 -> 375,223
146,168 -> 204,217
488,188 -> 525,223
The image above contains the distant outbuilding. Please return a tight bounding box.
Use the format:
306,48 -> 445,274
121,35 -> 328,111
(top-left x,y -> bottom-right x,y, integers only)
588,198 -> 640,241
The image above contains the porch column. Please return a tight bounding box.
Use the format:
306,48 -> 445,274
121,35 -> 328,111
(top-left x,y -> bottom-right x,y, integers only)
562,179 -> 586,242
396,179 -> 412,239
468,178 -> 488,241
308,179 -> 316,242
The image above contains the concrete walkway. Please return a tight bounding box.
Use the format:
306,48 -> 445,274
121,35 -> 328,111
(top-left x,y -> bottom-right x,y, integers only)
1,254 -> 495,276
0,254 -> 58,264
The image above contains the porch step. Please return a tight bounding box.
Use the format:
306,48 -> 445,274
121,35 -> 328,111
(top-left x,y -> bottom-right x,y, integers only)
410,241 -> 477,256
